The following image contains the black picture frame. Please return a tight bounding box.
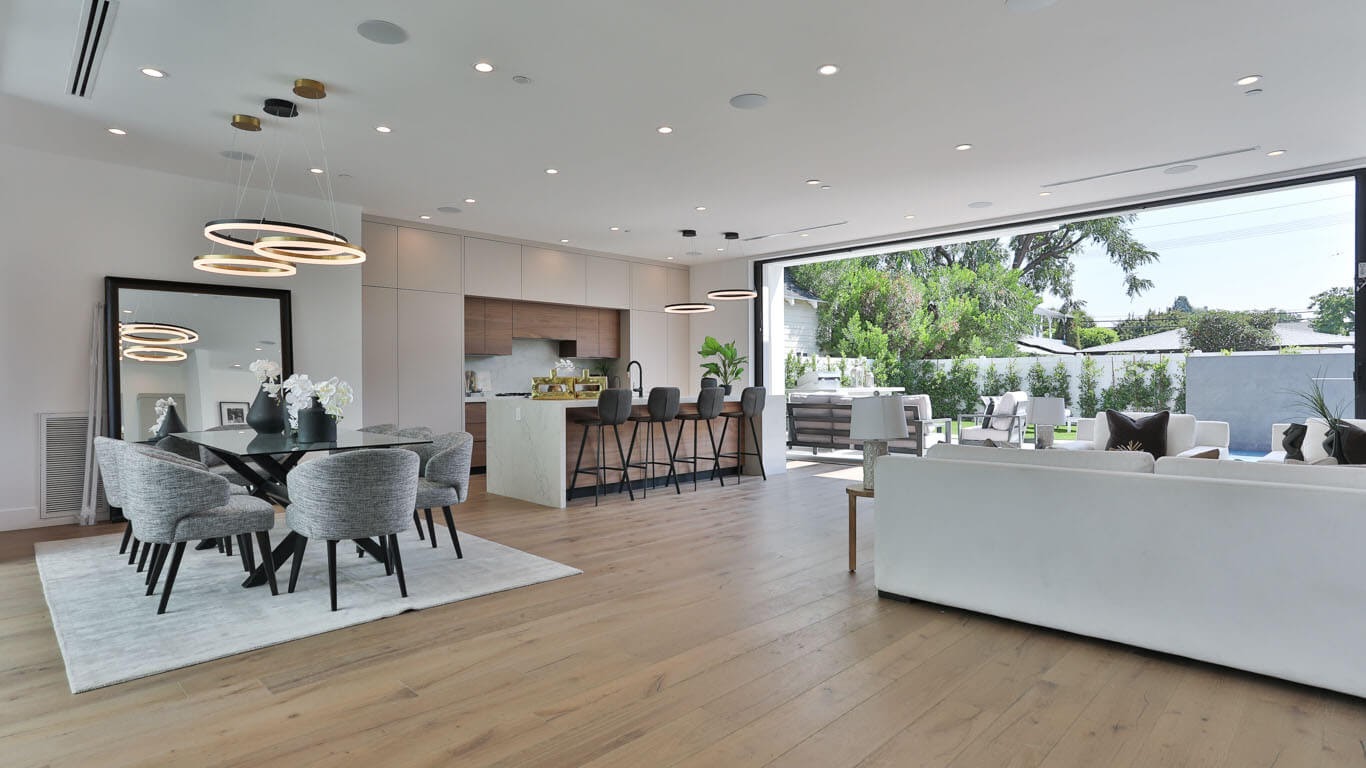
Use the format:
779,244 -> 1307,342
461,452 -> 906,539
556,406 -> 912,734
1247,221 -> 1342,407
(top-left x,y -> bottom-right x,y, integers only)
104,276 -> 293,441
219,401 -> 250,426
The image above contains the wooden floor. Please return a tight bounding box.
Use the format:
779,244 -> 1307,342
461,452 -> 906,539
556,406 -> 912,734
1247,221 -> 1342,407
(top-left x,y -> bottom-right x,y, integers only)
3,462 -> 1366,767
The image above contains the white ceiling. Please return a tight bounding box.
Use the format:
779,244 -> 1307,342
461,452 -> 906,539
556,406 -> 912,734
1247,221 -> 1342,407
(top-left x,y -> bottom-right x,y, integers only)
2,0 -> 1364,264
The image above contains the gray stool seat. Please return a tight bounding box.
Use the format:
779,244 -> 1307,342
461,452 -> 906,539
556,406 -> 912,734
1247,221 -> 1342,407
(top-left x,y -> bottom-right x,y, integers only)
625,387 -> 682,496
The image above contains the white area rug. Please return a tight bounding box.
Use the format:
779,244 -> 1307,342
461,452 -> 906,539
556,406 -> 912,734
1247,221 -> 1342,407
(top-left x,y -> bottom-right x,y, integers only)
35,526 -> 581,693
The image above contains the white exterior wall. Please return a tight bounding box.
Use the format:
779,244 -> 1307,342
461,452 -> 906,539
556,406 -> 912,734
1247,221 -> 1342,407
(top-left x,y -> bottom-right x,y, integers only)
783,301 -> 820,357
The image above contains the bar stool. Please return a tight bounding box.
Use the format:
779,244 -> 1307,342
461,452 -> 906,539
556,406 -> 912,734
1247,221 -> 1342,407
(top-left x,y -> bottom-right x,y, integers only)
718,386 -> 767,482
671,387 -> 727,490
569,389 -> 635,506
626,387 -> 682,496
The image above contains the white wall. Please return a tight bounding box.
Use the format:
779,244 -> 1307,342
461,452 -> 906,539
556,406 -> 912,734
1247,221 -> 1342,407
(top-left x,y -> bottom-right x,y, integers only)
783,300 -> 819,357
688,259 -> 754,388
0,143 -> 363,530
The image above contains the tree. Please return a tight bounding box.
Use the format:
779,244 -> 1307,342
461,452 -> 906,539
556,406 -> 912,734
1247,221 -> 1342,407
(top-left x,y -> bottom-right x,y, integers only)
1078,356 -> 1102,417
917,214 -> 1159,299
1182,310 -> 1279,352
1114,308 -> 1189,341
1309,286 -> 1355,336
1171,295 -> 1194,313
1078,326 -> 1119,349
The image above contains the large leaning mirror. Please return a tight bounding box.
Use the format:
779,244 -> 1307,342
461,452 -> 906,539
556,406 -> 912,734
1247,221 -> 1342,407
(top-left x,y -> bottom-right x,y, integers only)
104,277 -> 293,439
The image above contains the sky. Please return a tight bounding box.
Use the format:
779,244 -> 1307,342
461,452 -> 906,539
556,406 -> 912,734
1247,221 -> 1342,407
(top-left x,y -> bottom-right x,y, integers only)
1056,179 -> 1355,324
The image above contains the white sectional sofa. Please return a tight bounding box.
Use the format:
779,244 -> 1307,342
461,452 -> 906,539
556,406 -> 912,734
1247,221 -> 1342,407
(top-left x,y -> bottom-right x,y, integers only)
875,443 -> 1366,698
1057,411 -> 1230,458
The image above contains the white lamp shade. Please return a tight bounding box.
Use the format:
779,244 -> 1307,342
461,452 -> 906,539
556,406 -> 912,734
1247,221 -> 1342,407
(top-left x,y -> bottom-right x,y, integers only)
850,396 -> 910,440
1027,396 -> 1066,425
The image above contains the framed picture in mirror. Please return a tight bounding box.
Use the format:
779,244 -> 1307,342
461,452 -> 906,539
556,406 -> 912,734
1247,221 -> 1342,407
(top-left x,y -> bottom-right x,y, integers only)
219,401 -> 249,427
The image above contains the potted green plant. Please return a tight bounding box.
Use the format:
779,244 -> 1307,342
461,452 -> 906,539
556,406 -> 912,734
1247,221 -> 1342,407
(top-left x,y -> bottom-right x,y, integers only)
1290,372 -> 1351,462
698,336 -> 747,395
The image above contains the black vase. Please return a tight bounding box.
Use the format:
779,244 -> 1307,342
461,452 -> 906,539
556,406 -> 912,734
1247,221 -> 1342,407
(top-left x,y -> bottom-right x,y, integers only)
154,403 -> 187,438
246,386 -> 287,434
297,396 -> 338,443
700,376 -> 719,390
722,384 -> 733,395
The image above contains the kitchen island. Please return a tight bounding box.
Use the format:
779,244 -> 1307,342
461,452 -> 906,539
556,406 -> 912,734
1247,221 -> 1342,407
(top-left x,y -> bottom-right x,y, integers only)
486,395 -> 754,508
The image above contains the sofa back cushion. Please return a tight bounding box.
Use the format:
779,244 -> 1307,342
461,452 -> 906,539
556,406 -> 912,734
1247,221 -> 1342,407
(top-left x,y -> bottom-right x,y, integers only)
903,394 -> 932,422
927,443 -> 1155,473
1156,456 -> 1366,491
1301,417 -> 1366,463
1095,411 -> 1196,455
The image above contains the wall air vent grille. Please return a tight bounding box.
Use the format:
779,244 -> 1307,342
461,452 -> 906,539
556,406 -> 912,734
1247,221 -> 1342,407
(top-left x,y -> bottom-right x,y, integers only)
40,412 -> 101,519
68,0 -> 119,99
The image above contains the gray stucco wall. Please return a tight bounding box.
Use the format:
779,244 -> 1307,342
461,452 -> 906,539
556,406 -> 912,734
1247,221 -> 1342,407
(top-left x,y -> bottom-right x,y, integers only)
1185,351 -> 1354,452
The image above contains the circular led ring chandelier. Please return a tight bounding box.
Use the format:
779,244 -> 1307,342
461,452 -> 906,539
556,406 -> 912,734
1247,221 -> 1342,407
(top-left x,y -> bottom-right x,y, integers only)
123,345 -> 188,363
252,235 -> 367,264
706,288 -> 758,300
203,218 -> 348,252
119,322 -> 200,346
193,253 -> 298,277
663,302 -> 717,314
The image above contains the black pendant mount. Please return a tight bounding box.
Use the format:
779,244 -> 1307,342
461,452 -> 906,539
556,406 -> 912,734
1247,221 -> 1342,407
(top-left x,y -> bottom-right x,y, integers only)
264,98 -> 299,118
680,229 -> 697,237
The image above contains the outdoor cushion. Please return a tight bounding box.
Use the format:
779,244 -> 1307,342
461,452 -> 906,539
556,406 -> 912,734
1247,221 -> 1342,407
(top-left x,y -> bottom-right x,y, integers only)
1302,418 -> 1366,463
903,394 -> 932,422
1105,410 -> 1170,459
959,426 -> 1013,443
990,392 -> 1027,431
1095,411 -> 1195,456
927,443 -> 1156,473
1282,423 -> 1308,461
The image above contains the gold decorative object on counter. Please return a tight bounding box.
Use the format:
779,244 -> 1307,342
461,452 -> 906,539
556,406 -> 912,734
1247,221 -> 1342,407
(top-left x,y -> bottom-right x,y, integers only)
531,369 -> 608,400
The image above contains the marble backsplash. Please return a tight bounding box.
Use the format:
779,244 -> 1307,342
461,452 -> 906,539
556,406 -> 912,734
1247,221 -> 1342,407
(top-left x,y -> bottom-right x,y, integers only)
465,339 -> 618,394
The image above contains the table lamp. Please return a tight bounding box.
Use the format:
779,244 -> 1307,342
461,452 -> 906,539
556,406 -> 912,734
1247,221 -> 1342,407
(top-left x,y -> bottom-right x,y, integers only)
850,394 -> 909,490
1027,396 -> 1066,449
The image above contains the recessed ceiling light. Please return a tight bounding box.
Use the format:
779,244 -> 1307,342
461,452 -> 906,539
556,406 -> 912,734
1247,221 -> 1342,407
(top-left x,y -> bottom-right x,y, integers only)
139,67 -> 166,78
729,93 -> 768,110
1236,74 -> 1262,86
545,168 -> 559,174
419,215 -> 431,220
254,347 -> 263,351
805,179 -> 821,185
1164,164 -> 1198,175
375,125 -> 392,133
357,19 -> 408,44
1038,191 -> 1053,197
609,226 -> 620,231
121,309 -> 134,314
903,214 -> 915,220
308,167 -> 324,174
657,125 -> 673,134
716,247 -> 725,252
560,239 -> 570,244
473,61 -> 495,73
955,143 -> 973,151
1266,149 -> 1286,157
968,201 -> 993,208
818,64 -> 839,76
800,233 -> 810,237
666,256 -> 675,260
695,206 -> 707,211
464,198 -> 477,204
231,363 -> 242,368
107,127 -> 126,135
819,185 -> 832,190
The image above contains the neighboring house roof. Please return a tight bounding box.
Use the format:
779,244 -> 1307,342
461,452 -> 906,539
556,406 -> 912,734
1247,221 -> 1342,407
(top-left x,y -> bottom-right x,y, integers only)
1032,306 -> 1067,320
784,274 -> 821,306
1082,321 -> 1353,354
1016,335 -> 1078,355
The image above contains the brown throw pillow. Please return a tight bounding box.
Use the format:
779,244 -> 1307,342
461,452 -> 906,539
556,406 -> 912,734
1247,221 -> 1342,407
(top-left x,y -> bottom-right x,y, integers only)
1105,410 -> 1170,459
1187,448 -> 1220,460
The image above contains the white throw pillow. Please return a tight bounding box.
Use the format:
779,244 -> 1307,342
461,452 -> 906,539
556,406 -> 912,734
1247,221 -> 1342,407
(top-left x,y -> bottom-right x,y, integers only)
990,392 -> 1023,431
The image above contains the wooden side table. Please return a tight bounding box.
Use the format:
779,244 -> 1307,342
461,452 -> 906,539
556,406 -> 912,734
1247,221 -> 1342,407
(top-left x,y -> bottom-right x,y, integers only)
846,484 -> 874,572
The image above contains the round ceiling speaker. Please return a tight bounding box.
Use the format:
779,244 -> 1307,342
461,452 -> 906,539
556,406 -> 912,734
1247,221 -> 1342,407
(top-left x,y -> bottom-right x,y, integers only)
729,93 -> 768,110
436,206 -> 462,214
357,19 -> 409,44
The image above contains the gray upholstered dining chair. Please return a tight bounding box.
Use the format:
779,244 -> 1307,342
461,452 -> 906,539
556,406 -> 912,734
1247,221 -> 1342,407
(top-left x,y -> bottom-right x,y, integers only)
93,436 -> 133,557
118,444 -> 279,614
413,432 -> 474,557
284,449 -> 420,611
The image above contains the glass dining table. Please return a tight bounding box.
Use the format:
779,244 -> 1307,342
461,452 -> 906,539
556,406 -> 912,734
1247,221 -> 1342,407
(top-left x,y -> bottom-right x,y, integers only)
170,428 -> 432,588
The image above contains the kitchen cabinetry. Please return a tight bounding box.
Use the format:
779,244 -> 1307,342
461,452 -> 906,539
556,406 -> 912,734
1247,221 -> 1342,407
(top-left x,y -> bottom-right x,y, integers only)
464,297 -> 514,356
586,256 -> 631,309
398,227 -> 462,293
361,220 -> 398,288
559,308 -> 621,359
464,238 -> 521,299
513,301 -> 577,340
522,247 -> 587,306
466,402 -> 486,471
398,289 -> 463,433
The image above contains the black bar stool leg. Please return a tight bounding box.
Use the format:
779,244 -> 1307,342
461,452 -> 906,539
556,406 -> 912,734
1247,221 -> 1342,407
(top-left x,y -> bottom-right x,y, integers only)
692,421 -> 699,491
569,421 -> 590,497
612,424 -> 634,501
706,419 -> 724,485
748,416 -> 767,481
665,421 -> 682,494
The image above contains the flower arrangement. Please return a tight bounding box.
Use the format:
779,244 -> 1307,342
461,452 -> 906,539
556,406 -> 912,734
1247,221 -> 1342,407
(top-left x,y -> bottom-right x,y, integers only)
249,359 -> 284,401
554,358 -> 577,377
148,396 -> 177,435
282,374 -> 354,428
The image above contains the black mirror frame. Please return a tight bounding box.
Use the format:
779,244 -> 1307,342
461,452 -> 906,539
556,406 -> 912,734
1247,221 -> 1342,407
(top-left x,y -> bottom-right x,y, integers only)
103,276 -> 294,439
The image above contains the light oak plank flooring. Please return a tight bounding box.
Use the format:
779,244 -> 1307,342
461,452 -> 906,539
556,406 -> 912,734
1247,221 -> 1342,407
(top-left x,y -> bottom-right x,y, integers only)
2,462 -> 1365,767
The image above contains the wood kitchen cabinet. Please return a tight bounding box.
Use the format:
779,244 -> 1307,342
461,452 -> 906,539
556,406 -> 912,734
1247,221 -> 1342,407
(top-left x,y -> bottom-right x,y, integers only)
464,297 -> 513,355
513,301 -> 577,340
466,401 -> 486,471
597,308 -> 620,358
559,308 -> 620,358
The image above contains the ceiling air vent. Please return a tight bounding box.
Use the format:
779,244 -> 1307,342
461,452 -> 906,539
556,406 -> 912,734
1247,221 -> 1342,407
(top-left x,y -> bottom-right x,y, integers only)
67,0 -> 119,98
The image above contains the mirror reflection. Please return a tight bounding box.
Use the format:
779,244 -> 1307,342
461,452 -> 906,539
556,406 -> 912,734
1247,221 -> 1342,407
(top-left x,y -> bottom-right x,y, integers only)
111,284 -> 290,439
